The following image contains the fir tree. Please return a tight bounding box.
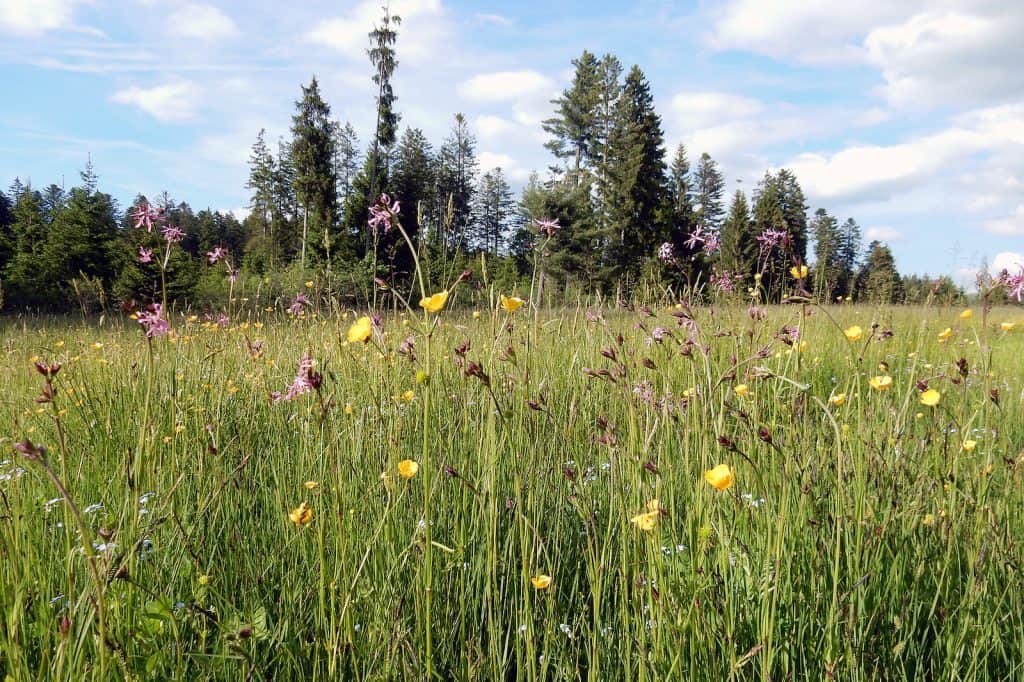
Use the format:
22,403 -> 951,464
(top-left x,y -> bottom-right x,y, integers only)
388,127 -> 434,278
471,168 -> 514,255
247,129 -> 275,239
435,113 -> 478,252
811,208 -> 840,300
856,241 -> 902,303
719,190 -> 756,277
837,217 -> 862,298
694,152 -> 725,233
290,77 -> 338,268
543,50 -> 602,181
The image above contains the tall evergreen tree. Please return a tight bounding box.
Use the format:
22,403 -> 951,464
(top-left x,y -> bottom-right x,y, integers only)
856,241 -> 902,303
719,190 -> 756,277
694,152 -> 725,233
837,217 -> 862,298
471,168 -> 514,255
543,50 -> 602,181
811,208 -> 841,299
388,127 -> 434,278
247,129 -> 275,238
667,144 -> 695,249
776,168 -> 809,260
272,138 -> 299,257
333,121 -> 361,212
290,77 -> 338,268
435,113 -> 478,252
600,65 -> 668,287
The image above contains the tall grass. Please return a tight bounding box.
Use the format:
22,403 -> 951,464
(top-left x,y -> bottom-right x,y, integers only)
0,301 -> 1022,680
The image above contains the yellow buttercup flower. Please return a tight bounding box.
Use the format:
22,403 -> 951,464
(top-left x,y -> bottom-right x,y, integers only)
419,290 -> 449,313
962,440 -> 977,452
704,464 -> 735,491
530,574 -> 552,590
305,280 -> 314,289
922,513 -> 936,527
829,393 -> 846,407
500,295 -> 525,313
288,502 -> 313,527
1001,321 -> 1016,332
733,384 -> 749,398
938,327 -> 953,341
397,459 -> 419,479
472,311 -> 481,319
920,389 -> 941,407
304,481 -> 319,490
843,325 -> 863,342
959,309 -> 973,320
401,390 -> 415,402
347,316 -> 373,343
869,375 -> 893,391
630,510 -> 659,531
789,264 -> 808,280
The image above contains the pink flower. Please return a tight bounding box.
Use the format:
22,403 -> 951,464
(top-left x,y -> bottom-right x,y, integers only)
368,193 -> 400,233
756,229 -> 788,254
684,226 -> 706,250
161,224 -> 186,243
138,247 -> 153,264
703,232 -> 721,255
657,242 -> 677,265
131,203 -> 160,232
206,246 -> 228,264
710,268 -> 741,293
533,217 -> 560,237
1001,265 -> 1024,302
228,269 -> 239,283
137,304 -> 169,338
287,293 -> 309,315
272,353 -> 315,404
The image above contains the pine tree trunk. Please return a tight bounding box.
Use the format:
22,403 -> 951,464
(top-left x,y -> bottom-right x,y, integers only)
301,207 -> 308,269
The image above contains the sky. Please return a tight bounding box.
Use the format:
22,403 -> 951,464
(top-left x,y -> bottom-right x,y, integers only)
1,0 -> 1022,283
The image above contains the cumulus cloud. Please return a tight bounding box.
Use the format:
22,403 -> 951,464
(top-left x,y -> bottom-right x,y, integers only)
866,226 -> 903,241
983,205 -> 1024,236
168,3 -> 239,41
0,0 -> 76,35
458,71 -> 554,102
110,81 -> 203,122
307,0 -> 445,61
478,151 -> 531,182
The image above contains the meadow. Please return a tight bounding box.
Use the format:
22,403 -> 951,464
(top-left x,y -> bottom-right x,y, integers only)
1,298 -> 1023,680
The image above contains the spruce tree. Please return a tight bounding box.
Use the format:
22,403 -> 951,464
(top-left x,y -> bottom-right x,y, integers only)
719,190 -> 755,277
856,241 -> 902,303
246,129 -> 275,239
543,50 -> 602,181
694,152 -> 725,233
435,113 -> 478,252
471,168 -> 514,255
290,77 -> 338,268
811,208 -> 840,300
837,217 -> 862,298
388,127 -> 434,278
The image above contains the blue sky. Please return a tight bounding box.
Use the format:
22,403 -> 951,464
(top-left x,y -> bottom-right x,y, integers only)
1,0 -> 1022,282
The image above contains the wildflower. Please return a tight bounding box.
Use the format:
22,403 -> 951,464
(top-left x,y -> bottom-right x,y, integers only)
500,295 -> 525,313
368,193 -> 400,232
684,226 -> 706,250
344,403 -> 354,415
1000,265 -> 1023,301
756,228 -> 787,253
705,464 -> 734,491
938,327 -> 953,341
472,311 -> 481,320
920,389 -> 941,407
789,264 -> 808,280
137,304 -> 170,339
419,290 -> 449,313
271,353 -> 314,403
347,316 -> 373,343
843,325 -> 863,342
829,393 -> 846,407
305,280 -> 314,289
288,502 -> 313,527
530,574 -> 552,590
631,510 -> 659,531
401,390 -> 414,402
160,224 -> 186,243
198,574 -> 211,586
1001,321 -> 1016,332
206,246 -> 227,264
962,440 -> 977,452
656,242 -> 677,265
304,481 -> 318,490
733,384 -> 749,398
869,375 -> 893,391
922,513 -> 936,527
398,459 -> 419,479
959,309 -> 973,320
287,293 -> 310,316
533,217 -> 560,237
138,246 -> 154,264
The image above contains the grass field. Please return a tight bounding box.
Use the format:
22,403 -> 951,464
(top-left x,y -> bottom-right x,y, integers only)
1,300 -> 1022,680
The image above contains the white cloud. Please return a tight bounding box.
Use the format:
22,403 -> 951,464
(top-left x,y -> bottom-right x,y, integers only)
307,0 -> 445,61
669,92 -> 762,130
983,205 -> 1024,236
474,13 -> 512,26
991,251 -> 1024,274
110,81 -> 203,123
478,151 -> 530,182
865,8 -> 1024,110
0,0 -> 76,35
784,103 -> 1024,203
476,115 -> 514,140
168,3 -> 239,41
458,70 -> 554,102
865,226 -> 903,241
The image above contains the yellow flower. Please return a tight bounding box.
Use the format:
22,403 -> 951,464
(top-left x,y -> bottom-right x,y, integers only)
198,574 -> 211,586
938,327 -> 953,341
829,393 -> 847,407
304,481 -> 318,490
922,513 -> 936,527
347,316 -> 373,343
288,502 -> 313,527
397,459 -> 419,479
500,295 -> 525,313
472,311 -> 481,319
630,510 -> 659,531
789,264 -> 808,280
869,375 -> 893,391
843,325 -> 863,342
704,464 -> 735,491
1001,321 -> 1017,332
401,390 -> 415,402
962,440 -> 977,452
530,574 -> 552,590
92,342 -> 104,350
646,498 -> 660,512
798,340 -> 809,353
920,389 -> 941,407
305,280 -> 314,289
419,290 -> 449,313
733,384 -> 749,398
959,309 -> 973,320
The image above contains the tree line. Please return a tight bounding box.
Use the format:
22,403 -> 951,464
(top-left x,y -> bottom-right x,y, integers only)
0,7 -> 971,313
